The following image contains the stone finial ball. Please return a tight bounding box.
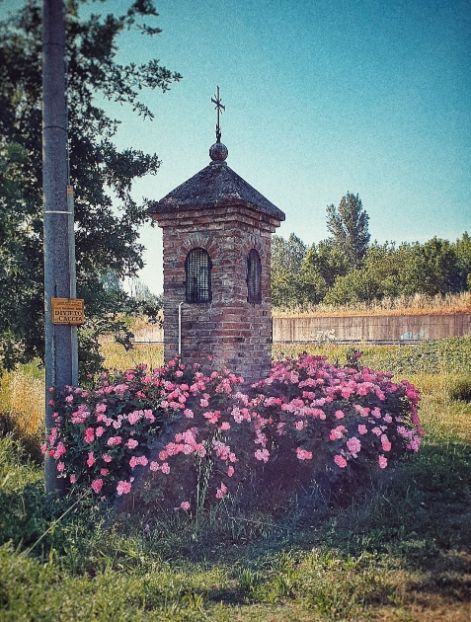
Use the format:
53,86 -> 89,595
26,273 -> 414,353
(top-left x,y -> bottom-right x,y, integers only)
209,142 -> 228,162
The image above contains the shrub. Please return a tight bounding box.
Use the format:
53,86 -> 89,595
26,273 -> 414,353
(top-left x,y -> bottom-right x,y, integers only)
42,355 -> 423,517
448,378 -> 471,402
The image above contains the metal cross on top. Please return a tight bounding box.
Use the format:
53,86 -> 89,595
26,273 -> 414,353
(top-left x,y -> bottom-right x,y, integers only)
211,86 -> 225,143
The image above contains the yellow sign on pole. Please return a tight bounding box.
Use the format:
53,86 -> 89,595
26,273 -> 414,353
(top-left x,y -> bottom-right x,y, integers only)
51,298 -> 84,325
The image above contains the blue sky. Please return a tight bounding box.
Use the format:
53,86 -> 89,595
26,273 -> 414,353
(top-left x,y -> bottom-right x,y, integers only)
5,0 -> 471,293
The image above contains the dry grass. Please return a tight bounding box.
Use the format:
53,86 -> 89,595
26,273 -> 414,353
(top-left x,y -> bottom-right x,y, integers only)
273,291 -> 471,318
0,366 -> 44,439
101,341 -> 164,371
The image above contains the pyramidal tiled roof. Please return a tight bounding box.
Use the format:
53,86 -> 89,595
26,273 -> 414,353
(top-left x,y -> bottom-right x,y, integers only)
148,161 -> 285,221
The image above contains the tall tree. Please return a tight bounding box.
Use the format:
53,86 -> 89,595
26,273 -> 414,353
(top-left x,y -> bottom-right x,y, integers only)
404,238 -> 463,296
453,232 -> 471,290
271,233 -> 307,277
326,192 -> 370,266
0,140 -> 40,367
271,234 -> 308,308
0,0 -> 181,371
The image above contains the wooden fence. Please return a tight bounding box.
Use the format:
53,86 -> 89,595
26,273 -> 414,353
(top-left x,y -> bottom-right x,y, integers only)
272,313 -> 471,344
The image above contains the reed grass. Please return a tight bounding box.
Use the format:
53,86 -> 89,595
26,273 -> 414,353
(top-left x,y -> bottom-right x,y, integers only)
273,291 -> 471,317
0,366 -> 44,440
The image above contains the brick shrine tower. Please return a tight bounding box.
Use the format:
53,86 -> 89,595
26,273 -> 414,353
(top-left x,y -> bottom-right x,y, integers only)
148,92 -> 285,382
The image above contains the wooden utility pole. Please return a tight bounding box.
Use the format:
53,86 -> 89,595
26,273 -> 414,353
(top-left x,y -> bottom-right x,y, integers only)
42,0 -> 78,494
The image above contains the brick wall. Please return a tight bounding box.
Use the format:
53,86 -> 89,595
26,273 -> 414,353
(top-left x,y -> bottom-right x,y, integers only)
156,204 -> 281,382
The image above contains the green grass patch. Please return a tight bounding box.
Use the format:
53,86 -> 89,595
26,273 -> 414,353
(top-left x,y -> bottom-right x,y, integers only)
274,336 -> 471,377
0,339 -> 470,620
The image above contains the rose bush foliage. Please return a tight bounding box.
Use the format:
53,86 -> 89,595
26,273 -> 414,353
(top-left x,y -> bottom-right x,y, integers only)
43,354 -> 423,514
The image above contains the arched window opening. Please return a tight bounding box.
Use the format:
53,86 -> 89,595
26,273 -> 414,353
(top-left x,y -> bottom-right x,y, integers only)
247,249 -> 262,303
185,248 -> 212,303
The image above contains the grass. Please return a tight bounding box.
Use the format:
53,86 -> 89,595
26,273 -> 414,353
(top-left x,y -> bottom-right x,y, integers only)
0,339 -> 470,620
0,361 -> 44,459
101,341 -> 165,372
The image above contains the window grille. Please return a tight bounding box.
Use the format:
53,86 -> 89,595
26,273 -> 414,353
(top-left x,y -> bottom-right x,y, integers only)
185,248 -> 211,303
247,249 -> 262,303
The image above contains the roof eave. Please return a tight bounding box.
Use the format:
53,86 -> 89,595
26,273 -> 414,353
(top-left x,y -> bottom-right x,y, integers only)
148,199 -> 285,222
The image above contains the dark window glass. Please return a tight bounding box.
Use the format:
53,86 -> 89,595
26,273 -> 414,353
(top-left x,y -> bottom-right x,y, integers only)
185,248 -> 211,303
247,249 -> 262,303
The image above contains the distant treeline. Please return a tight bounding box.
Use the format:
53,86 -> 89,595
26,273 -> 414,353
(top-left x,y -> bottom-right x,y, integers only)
272,193 -> 470,309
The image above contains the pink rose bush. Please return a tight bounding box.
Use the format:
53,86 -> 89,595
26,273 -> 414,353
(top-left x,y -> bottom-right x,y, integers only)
42,354 -> 423,514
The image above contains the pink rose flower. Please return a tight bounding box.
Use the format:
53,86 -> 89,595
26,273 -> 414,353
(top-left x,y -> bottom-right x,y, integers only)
329,425 -> 346,441
381,434 -> 392,452
144,409 -> 155,422
334,454 -> 347,468
116,480 -> 132,495
180,500 -> 191,511
107,436 -> 122,447
346,436 -> 361,455
91,479 -> 103,494
296,447 -> 313,460
160,462 -> 170,475
254,448 -> 270,463
378,454 -> 388,469
84,427 -> 95,444
215,482 -> 228,499
53,441 -> 66,459
127,411 -> 142,425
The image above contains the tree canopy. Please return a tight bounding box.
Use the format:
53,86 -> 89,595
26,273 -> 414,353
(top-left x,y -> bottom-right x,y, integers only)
0,0 -> 181,371
271,192 -> 470,309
